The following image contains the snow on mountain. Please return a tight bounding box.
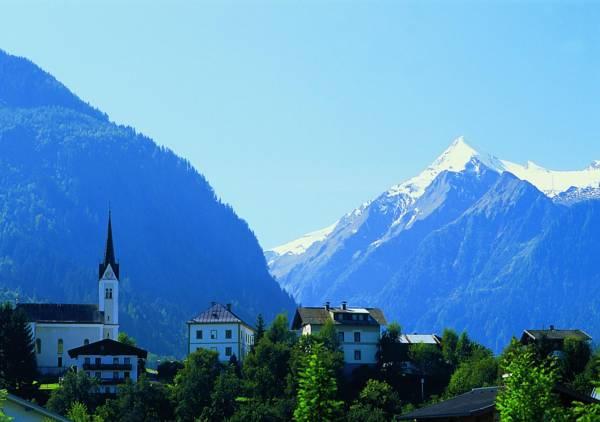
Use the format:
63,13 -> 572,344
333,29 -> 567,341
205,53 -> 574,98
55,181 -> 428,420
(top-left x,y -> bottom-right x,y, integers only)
386,136 -> 504,199
268,136 -> 600,261
269,222 -> 338,257
501,159 -> 600,197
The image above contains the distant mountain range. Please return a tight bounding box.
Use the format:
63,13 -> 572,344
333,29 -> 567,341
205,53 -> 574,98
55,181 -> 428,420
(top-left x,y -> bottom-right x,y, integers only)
267,137 -> 600,352
0,49 -> 295,357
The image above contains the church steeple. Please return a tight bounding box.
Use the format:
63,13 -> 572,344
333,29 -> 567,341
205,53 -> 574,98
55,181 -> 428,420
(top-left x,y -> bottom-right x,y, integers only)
99,210 -> 120,280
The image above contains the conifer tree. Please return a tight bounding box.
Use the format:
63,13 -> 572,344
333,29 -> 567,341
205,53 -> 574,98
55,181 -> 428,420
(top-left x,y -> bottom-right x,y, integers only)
254,314 -> 265,345
294,342 -> 342,422
0,303 -> 37,393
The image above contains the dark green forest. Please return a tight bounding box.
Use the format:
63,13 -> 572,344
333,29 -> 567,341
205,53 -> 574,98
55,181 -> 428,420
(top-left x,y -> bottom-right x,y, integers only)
0,49 -> 295,356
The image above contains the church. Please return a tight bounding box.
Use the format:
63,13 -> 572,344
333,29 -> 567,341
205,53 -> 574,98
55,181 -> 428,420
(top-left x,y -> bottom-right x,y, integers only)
17,212 -> 121,375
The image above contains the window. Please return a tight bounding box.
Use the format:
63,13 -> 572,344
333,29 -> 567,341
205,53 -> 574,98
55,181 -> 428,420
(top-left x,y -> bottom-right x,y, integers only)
338,332 -> 345,342
57,339 -> 64,354
57,357 -> 63,367
354,350 -> 362,361
124,357 -> 131,365
84,357 -> 90,365
196,330 -> 203,340
225,329 -> 232,339
95,372 -> 101,378
352,314 -> 358,321
354,332 -> 361,343
225,347 -> 232,356
36,338 -> 42,354
105,288 -> 113,299
124,371 -> 130,380
113,357 -> 119,365
113,371 -> 119,379
95,357 -> 101,365
210,330 -> 217,340
84,338 -> 90,345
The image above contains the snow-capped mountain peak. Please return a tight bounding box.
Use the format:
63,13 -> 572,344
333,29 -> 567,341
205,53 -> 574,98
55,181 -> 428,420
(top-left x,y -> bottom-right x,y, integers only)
386,136 -> 502,199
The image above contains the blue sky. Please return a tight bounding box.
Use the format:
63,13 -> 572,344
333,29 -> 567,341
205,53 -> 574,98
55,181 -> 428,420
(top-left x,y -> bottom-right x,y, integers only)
1,1 -> 599,248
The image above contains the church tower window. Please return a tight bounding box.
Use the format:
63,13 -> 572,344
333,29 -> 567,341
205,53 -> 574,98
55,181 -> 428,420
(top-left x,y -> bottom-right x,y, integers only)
58,339 -> 63,354
36,338 -> 42,354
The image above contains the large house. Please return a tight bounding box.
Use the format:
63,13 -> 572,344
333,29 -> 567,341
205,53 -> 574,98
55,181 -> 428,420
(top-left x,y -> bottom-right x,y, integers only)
291,302 -> 387,367
187,302 -> 255,362
17,212 -> 121,374
520,326 -> 592,352
68,338 -> 148,394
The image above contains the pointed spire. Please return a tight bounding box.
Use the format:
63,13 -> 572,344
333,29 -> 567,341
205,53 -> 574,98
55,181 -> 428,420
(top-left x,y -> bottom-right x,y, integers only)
99,209 -> 120,280
104,209 -> 116,265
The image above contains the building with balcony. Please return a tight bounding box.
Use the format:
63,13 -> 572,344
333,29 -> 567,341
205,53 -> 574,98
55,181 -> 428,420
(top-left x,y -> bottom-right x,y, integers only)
187,302 -> 255,362
68,338 -> 147,394
291,302 -> 387,368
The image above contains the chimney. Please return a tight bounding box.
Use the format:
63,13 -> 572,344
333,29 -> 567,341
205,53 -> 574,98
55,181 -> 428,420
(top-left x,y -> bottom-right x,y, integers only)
324,301 -> 330,310
226,303 -> 232,311
341,301 -> 347,310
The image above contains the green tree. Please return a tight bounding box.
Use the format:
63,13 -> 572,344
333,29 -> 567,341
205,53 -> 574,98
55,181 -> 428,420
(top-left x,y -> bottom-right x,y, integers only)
562,337 -> 592,382
254,314 -> 266,345
172,348 -> 220,421
0,389 -> 13,422
441,328 -> 459,368
347,379 -> 402,422
496,347 -> 563,420
201,367 -> 243,421
67,402 -> 93,422
0,303 -> 37,394
315,319 -> 340,351
293,342 -> 342,422
455,331 -> 475,363
117,332 -> 136,346
95,376 -> 173,422
243,314 -> 295,401
47,371 -> 99,416
446,349 -> 498,396
266,314 -> 295,345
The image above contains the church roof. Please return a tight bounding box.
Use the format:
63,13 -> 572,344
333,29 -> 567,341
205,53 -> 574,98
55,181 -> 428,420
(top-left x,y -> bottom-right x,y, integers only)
16,303 -> 104,324
188,303 -> 253,328
99,210 -> 120,279
68,338 -> 147,358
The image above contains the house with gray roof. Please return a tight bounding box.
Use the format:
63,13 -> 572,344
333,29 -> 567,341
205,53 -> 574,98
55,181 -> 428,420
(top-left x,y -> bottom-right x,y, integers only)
291,301 -> 387,368
520,325 -> 592,353
187,302 -> 255,362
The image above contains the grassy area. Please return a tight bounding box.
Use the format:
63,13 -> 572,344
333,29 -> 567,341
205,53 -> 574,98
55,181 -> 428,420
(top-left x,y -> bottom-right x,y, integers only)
146,368 -> 158,375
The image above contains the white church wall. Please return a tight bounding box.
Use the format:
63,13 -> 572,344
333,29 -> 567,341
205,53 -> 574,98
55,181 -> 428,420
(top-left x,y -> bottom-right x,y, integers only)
33,323 -> 103,373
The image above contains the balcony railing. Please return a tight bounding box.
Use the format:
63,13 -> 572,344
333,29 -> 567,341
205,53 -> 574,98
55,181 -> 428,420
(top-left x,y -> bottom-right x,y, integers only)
99,377 -> 130,385
83,363 -> 132,370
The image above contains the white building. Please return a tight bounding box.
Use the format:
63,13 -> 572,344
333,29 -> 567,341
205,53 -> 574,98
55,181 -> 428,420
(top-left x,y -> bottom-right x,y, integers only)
68,338 -> 147,394
291,302 -> 387,368
187,303 -> 255,362
17,212 -> 121,375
